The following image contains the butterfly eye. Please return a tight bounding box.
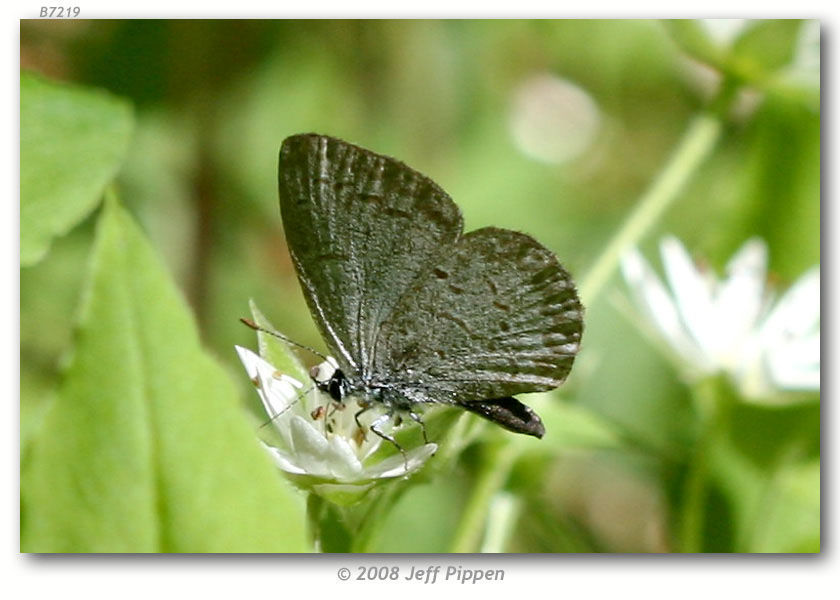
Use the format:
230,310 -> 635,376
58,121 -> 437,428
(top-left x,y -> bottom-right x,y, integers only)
327,372 -> 346,402
309,365 -> 322,382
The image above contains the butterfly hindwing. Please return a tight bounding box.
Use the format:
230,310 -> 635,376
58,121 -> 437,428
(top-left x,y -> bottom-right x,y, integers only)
372,227 -> 583,401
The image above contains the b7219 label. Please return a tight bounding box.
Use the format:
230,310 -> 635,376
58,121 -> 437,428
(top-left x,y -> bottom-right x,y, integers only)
39,7 -> 80,17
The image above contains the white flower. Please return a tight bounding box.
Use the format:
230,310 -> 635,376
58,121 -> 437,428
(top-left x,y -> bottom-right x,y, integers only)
620,236 -> 820,401
699,19 -> 750,49
235,346 -> 436,503
784,19 -> 820,90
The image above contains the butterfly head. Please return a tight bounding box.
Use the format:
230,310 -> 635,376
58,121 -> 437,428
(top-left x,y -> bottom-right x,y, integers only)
309,356 -> 350,402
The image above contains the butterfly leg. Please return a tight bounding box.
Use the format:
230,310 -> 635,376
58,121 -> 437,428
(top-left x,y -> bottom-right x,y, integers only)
408,411 -> 429,444
353,405 -> 370,441
370,412 -> 408,471
320,397 -> 343,436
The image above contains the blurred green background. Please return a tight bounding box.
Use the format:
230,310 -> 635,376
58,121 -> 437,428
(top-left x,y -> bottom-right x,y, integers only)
20,19 -> 819,552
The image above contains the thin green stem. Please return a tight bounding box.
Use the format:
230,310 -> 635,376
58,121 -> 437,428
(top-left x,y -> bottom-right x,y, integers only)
678,376 -> 733,552
306,493 -> 327,552
479,492 -> 521,553
578,113 -> 723,305
450,443 -> 519,553
351,485 -> 407,552
679,430 -> 711,552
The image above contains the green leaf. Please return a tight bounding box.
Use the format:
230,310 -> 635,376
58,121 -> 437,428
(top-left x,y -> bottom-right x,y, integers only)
661,20 -> 725,69
740,93 -> 820,280
662,20 -> 806,88
730,20 -> 803,81
749,458 -> 820,552
710,440 -> 820,553
248,300 -> 310,384
20,72 -> 134,266
708,398 -> 819,553
21,199 -> 309,552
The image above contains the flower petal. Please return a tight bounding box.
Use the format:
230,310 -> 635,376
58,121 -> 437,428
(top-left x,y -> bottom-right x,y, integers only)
755,267 -> 820,394
712,238 -> 768,365
660,236 -> 719,362
287,415 -> 366,480
761,267 -> 820,338
287,415 -> 333,477
260,441 -> 307,475
325,435 -> 365,480
620,247 -> 710,370
768,334 -> 821,391
365,443 -> 438,479
236,346 -> 302,421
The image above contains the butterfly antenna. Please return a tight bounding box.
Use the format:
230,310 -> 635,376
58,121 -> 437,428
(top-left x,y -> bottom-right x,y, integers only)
240,317 -> 329,361
259,381 -> 318,429
258,399 -> 299,429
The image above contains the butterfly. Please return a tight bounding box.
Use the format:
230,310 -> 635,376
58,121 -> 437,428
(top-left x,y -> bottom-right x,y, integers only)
262,133 -> 582,450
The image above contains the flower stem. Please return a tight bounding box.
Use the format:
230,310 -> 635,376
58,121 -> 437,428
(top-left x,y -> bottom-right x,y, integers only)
450,442 -> 518,553
679,436 -> 710,552
578,112 -> 723,305
678,376 -> 733,552
479,492 -> 521,552
306,493 -> 328,552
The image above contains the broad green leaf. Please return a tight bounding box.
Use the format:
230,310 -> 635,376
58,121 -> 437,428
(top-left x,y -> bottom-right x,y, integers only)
20,72 -> 134,266
21,225 -> 95,457
730,20 -> 803,81
21,199 -> 309,552
20,369 -> 56,458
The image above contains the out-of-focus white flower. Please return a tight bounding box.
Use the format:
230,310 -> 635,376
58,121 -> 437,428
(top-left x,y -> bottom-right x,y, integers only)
509,73 -> 600,165
236,346 -> 436,504
699,19 -> 750,48
620,236 -> 820,401
784,19 -> 820,89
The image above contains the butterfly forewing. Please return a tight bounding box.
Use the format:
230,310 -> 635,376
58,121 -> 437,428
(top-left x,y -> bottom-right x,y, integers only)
278,134 -> 463,374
